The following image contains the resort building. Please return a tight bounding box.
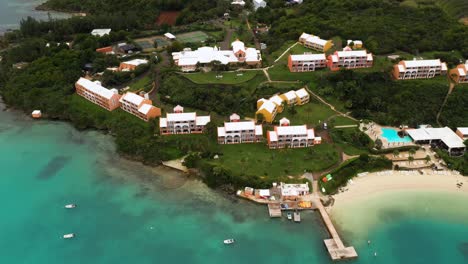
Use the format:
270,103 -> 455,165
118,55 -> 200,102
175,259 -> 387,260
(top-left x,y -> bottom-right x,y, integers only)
287,53 -> 327,72
267,118 -> 321,149
75,77 -> 121,111
298,33 -> 333,53
406,127 -> 466,156
172,40 -> 261,72
217,114 -> 263,144
449,62 -> 468,83
231,0 -> 246,7
91,28 -> 111,37
346,40 -> 363,49
119,59 -> 149,71
164,32 -> 176,40
327,50 -> 373,71
96,46 -> 114,54
256,95 -> 285,123
253,0 -> 267,10
393,59 -> 447,80
456,128 -> 468,140
119,92 -> 161,121
279,182 -> 310,200
280,88 -> 310,106
159,106 -> 211,135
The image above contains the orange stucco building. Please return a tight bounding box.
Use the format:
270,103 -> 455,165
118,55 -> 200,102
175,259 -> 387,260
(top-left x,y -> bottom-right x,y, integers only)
75,77 -> 121,111
119,92 -> 161,121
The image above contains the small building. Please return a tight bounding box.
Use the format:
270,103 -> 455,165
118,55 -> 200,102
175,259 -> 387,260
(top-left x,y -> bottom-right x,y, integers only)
256,97 -> 283,123
406,127 -> 466,156
119,92 -> 161,121
164,33 -> 176,40
231,0 -> 246,7
346,40 -> 363,49
119,59 -> 148,71
31,110 -> 42,119
279,182 -> 310,200
91,29 -> 111,37
217,117 -> 263,144
267,118 -> 320,149
456,128 -> 468,140
253,0 -> 266,10
449,62 -> 468,83
118,43 -> 138,54
75,77 -> 121,111
287,53 -> 327,72
393,59 -> 447,80
159,106 -> 211,135
327,50 -> 373,71
299,33 -> 333,53
96,46 -> 114,54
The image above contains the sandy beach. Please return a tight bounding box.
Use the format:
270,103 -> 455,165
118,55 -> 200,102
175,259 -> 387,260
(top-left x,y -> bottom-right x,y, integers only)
331,170 -> 468,208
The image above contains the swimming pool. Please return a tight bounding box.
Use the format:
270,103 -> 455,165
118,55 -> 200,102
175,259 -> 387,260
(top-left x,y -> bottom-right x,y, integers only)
381,128 -> 412,143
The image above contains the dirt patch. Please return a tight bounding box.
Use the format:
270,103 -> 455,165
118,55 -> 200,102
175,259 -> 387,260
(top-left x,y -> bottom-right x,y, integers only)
460,17 -> 468,26
156,11 -> 180,26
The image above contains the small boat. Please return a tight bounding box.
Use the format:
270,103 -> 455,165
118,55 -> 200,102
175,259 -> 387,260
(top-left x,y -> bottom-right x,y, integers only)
63,233 -> 75,239
65,204 -> 76,209
223,239 -> 235,245
293,212 -> 301,223
287,212 -> 292,220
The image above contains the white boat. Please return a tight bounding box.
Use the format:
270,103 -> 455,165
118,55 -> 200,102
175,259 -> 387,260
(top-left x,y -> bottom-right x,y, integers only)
223,239 -> 235,245
65,204 -> 76,209
63,233 -> 75,239
287,212 -> 292,220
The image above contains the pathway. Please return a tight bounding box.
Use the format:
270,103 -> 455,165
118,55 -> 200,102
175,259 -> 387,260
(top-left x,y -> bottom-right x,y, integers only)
274,42 -> 299,63
148,51 -> 170,102
436,81 -> 455,126
305,86 -> 358,121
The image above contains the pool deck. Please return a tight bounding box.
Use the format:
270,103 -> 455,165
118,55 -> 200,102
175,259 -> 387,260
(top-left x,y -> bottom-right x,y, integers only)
360,122 -> 416,149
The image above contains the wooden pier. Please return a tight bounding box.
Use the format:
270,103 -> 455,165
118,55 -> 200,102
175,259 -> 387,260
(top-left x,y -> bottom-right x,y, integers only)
267,203 -> 282,217
312,181 -> 358,261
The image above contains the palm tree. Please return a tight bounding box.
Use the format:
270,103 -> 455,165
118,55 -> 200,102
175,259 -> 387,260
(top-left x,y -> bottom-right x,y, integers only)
393,149 -> 400,158
409,148 -> 416,157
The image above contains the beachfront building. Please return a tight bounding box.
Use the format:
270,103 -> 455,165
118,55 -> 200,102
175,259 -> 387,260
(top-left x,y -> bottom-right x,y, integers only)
393,59 -> 447,80
280,88 -> 310,106
256,95 -> 284,123
406,127 -> 466,156
346,40 -> 363,49
91,29 -> 111,37
159,106 -> 210,135
267,118 -> 321,149
119,93 -> 161,121
298,33 -> 333,53
172,40 -> 261,72
287,53 -> 327,72
327,50 -> 373,71
253,0 -> 266,10
217,114 -> 263,144
119,59 -> 148,71
75,77 -> 121,111
456,128 -> 468,140
449,62 -> 468,83
279,182 -> 310,200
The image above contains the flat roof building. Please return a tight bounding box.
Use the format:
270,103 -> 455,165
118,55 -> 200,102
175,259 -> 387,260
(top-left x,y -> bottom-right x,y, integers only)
119,59 -> 148,71
217,117 -> 263,144
288,53 -> 327,72
328,50 -> 373,71
267,118 -> 321,149
407,127 -> 466,156
160,106 -> 210,135
75,77 -> 121,111
279,182 -> 310,200
91,29 -> 111,37
393,59 -> 447,80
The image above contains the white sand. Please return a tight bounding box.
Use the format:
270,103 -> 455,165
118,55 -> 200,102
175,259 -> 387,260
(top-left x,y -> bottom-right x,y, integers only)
331,170 -> 468,208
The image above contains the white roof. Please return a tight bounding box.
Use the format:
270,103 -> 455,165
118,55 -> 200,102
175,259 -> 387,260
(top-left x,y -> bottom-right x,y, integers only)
307,129 -> 315,139
276,125 -> 307,136
398,64 -> 405,72
367,54 -> 373,61
167,112 -> 197,122
230,113 -> 240,120
173,47 -> 239,66
458,68 -> 466,76
245,48 -> 261,62
159,118 -> 167,128
283,91 -> 297,101
457,127 -> 468,135
174,105 -> 184,112
270,95 -> 284,106
91,29 -> 111,36
300,33 -> 312,39
337,50 -> 368,57
258,100 -> 277,114
268,131 -> 278,142
304,35 -> 328,46
403,59 -> 442,68
258,189 -> 270,196
123,59 -> 148,66
120,92 -> 145,106
280,183 -> 309,196
290,53 -> 326,61
255,125 -> 263,136
76,77 -> 116,99
217,127 -> 226,137
253,0 -> 265,4
195,116 -> 211,126
224,121 -> 255,131
138,104 -> 154,115
295,88 -> 308,98
231,0 -> 246,5
164,33 -> 176,39
232,40 -> 245,52
407,127 -> 465,148
330,55 -> 338,62
441,62 -> 447,71
279,117 -> 290,126
32,110 -> 41,115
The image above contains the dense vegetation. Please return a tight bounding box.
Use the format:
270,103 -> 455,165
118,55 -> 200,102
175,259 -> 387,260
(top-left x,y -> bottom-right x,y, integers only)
254,0 -> 468,56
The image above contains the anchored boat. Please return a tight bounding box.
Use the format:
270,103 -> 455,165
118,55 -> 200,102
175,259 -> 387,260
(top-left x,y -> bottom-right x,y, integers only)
65,204 -> 76,209
63,233 -> 75,239
223,239 -> 235,245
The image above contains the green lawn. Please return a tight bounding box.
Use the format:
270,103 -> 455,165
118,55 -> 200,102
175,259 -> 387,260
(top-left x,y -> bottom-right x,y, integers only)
268,64 -> 329,82
330,116 -> 358,126
276,98 -> 337,127
180,71 -> 260,85
129,75 -> 153,92
213,143 -> 340,178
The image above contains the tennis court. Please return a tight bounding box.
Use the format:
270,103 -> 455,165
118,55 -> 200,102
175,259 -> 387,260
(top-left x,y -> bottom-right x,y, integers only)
176,31 -> 209,43
135,40 -> 154,50
135,36 -> 171,51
